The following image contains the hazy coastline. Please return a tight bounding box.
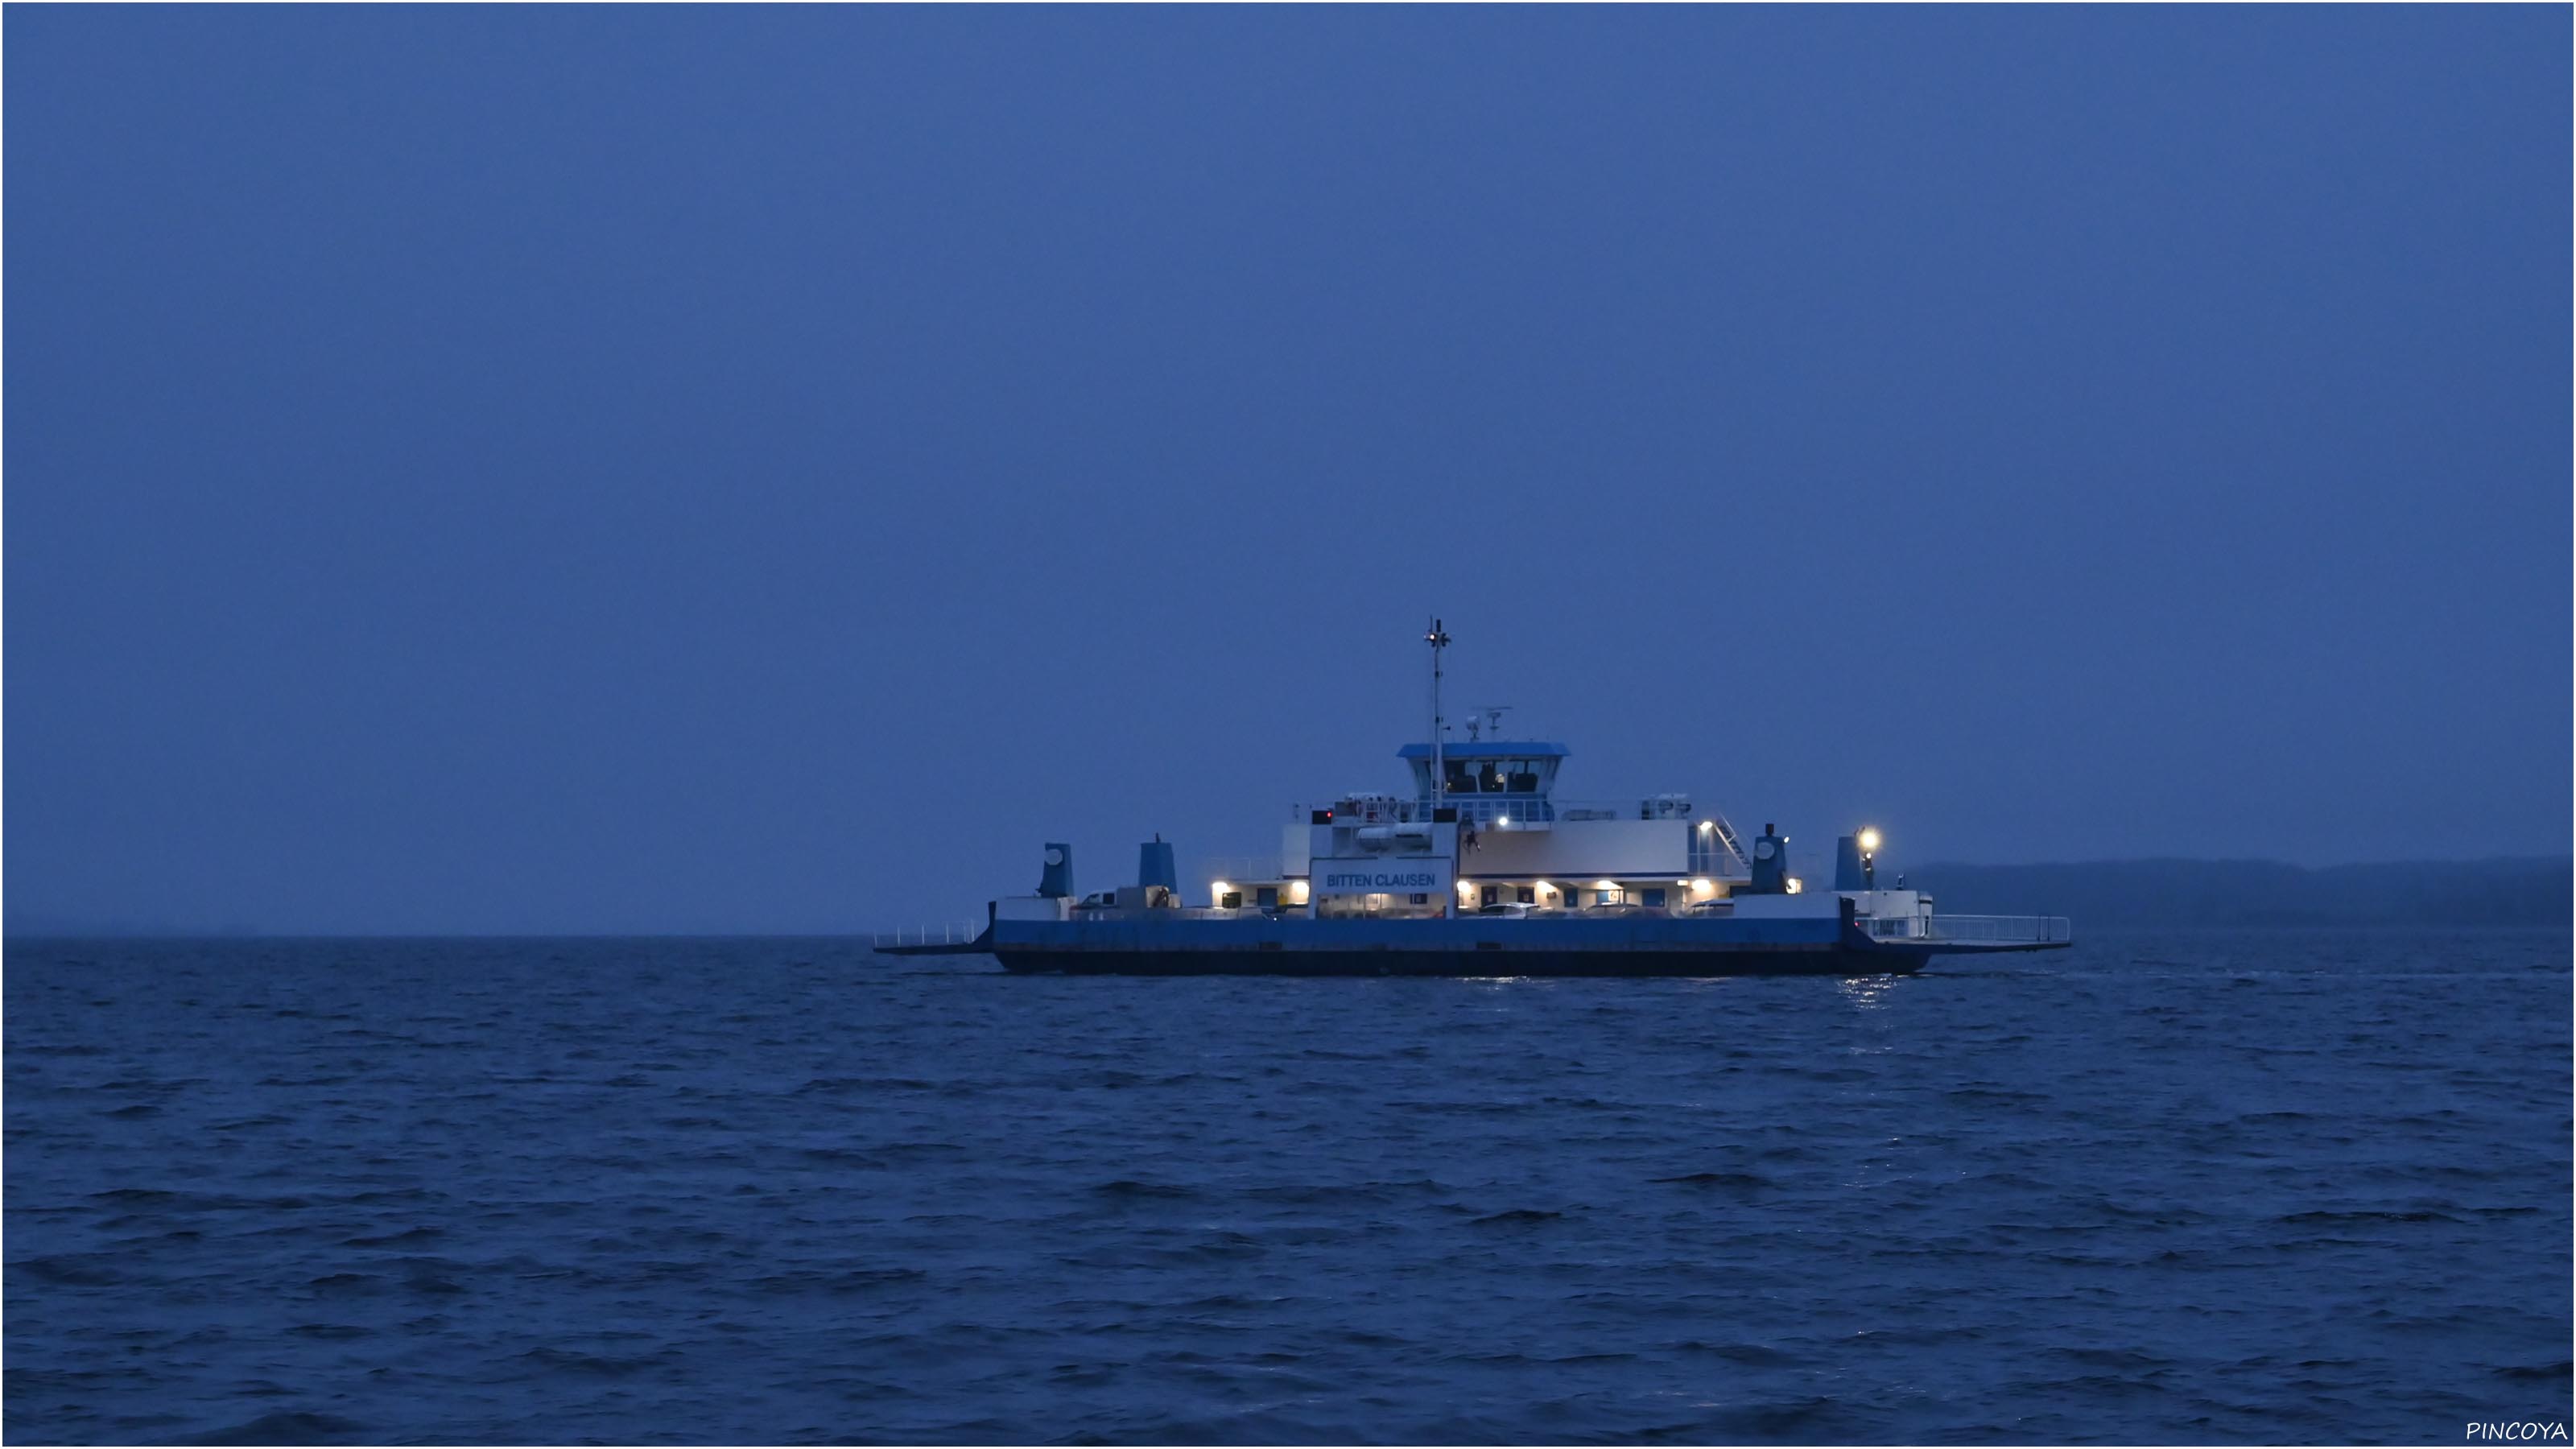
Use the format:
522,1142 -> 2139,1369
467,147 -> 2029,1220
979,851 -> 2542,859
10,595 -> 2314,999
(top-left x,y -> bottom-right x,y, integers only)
1909,856 -> 2571,928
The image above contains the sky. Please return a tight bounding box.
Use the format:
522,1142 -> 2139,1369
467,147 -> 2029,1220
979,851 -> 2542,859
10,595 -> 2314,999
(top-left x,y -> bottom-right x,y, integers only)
6,6 -> 2568,934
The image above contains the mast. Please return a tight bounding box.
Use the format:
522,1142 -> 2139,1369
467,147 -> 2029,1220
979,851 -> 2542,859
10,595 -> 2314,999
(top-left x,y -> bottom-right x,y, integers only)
1425,616 -> 1450,813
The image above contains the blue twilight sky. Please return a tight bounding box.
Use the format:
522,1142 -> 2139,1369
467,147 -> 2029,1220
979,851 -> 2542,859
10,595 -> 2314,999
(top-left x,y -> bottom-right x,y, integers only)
6,6 -> 2568,933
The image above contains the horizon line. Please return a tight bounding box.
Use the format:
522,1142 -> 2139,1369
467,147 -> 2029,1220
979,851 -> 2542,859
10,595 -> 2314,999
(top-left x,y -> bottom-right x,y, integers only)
10,852 -> 2567,940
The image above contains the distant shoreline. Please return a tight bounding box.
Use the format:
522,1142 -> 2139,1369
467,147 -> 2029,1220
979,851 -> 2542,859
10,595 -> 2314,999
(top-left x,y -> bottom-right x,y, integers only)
1905,856 -> 2571,928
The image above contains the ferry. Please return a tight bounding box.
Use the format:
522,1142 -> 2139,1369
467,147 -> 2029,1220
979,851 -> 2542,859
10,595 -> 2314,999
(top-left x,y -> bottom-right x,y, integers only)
912,621 -> 2070,976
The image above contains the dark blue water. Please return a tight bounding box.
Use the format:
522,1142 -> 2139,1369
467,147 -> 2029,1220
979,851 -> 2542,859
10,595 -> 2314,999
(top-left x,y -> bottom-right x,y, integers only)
7,930 -> 2569,1444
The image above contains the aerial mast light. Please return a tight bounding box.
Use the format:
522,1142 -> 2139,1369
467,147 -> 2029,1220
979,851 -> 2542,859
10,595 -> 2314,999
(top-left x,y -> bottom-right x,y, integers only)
1426,617 -> 1451,814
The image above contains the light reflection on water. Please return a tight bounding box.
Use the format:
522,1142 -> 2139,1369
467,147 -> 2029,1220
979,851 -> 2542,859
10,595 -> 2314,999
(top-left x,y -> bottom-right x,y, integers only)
1839,974 -> 1899,1009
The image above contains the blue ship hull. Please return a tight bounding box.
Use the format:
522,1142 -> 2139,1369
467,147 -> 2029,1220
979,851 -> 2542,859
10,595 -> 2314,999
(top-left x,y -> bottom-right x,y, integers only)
993,945 -> 1932,976
977,914 -> 2005,976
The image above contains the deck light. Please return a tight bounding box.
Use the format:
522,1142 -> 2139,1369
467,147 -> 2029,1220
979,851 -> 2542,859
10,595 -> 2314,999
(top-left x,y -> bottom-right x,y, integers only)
1593,880 -> 1617,891
1698,819 -> 1715,833
1786,877 -> 1804,894
1495,815 -> 1510,828
1211,881 -> 1231,897
1858,828 -> 1882,853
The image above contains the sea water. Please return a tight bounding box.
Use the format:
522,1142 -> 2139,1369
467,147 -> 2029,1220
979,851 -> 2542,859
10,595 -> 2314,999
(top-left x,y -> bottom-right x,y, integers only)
6,929 -> 2569,1443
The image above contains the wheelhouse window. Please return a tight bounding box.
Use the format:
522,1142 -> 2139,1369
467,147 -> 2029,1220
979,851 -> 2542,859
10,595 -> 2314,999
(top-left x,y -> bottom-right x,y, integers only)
1444,758 -> 1549,794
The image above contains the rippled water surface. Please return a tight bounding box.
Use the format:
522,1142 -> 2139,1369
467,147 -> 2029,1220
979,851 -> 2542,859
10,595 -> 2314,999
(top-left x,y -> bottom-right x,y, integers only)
7,931 -> 2570,1444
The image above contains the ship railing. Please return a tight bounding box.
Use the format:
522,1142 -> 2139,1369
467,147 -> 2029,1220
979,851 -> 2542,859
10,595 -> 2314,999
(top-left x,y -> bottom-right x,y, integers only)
1918,914 -> 2072,944
1284,798 -> 1728,831
1289,799 -> 1564,828
869,920 -> 986,949
1063,906 -> 1286,923
1550,799 -> 1694,824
